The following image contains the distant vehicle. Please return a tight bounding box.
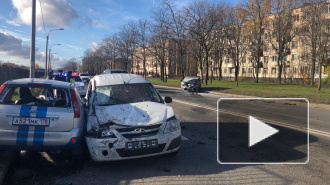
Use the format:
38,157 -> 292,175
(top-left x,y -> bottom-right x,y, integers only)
83,74 -> 181,161
70,73 -> 86,97
0,78 -> 85,155
181,76 -> 201,92
79,73 -> 90,83
103,69 -> 128,74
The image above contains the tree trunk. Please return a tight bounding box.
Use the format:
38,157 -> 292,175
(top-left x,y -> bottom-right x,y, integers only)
318,62 -> 322,91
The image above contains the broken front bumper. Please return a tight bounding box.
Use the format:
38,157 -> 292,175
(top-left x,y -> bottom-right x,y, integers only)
85,127 -> 181,162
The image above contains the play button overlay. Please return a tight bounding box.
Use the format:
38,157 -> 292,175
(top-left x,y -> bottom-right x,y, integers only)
217,98 -> 309,164
249,116 -> 279,147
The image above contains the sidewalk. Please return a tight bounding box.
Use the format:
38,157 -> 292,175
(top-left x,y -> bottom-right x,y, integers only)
0,150 -> 14,185
154,84 -> 330,110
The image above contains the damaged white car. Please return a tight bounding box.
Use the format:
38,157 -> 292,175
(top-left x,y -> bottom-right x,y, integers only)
83,74 -> 181,161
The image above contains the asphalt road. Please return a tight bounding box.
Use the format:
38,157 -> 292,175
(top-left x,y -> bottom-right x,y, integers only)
2,87 -> 330,185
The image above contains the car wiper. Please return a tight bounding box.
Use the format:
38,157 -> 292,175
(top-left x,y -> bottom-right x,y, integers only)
97,103 -> 117,106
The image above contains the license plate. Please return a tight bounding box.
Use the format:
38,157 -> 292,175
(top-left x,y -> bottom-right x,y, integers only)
12,117 -> 50,126
126,139 -> 158,150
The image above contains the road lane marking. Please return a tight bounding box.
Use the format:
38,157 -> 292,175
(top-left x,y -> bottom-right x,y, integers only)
181,136 -> 189,140
173,99 -> 330,138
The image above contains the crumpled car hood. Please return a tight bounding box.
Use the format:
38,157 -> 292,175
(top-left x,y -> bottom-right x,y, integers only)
95,102 -> 175,126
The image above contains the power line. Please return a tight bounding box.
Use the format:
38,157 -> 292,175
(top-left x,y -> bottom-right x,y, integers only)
38,0 -> 47,36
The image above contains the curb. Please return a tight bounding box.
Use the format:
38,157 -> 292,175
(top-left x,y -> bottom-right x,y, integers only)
0,150 -> 13,185
154,84 -> 330,110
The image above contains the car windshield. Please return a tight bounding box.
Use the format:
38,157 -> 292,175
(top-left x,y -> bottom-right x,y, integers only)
95,83 -> 162,106
80,74 -> 89,76
72,76 -> 82,82
183,76 -> 199,82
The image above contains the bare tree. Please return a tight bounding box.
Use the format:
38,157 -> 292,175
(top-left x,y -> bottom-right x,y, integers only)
118,22 -> 137,72
62,58 -> 78,72
300,0 -> 330,90
268,0 -> 299,84
132,19 -> 150,78
244,0 -> 271,83
101,34 -> 120,69
226,4 -> 249,86
152,4 -> 171,81
185,0 -> 224,85
161,0 -> 189,80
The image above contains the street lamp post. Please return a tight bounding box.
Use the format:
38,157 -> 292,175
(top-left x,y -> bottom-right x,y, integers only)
48,44 -> 60,73
49,53 -> 56,72
45,28 -> 64,76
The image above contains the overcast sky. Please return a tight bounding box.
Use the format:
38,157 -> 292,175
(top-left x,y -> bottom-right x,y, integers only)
0,0 -> 238,70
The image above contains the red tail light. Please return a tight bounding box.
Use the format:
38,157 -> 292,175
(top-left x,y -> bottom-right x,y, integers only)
0,84 -> 7,94
70,89 -> 80,118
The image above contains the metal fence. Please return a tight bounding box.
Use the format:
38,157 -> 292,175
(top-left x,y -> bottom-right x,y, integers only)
0,65 -> 44,85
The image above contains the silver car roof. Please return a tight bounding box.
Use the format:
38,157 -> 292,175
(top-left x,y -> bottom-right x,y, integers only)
4,78 -> 72,88
93,74 -> 150,86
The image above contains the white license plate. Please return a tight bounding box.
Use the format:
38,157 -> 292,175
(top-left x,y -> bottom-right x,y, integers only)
126,139 -> 158,150
12,117 -> 50,126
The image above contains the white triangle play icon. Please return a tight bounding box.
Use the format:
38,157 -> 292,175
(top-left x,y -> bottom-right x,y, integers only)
249,116 -> 279,147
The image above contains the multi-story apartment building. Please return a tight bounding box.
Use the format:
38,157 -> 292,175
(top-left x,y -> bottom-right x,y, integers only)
222,2 -> 330,83
132,2 -> 330,82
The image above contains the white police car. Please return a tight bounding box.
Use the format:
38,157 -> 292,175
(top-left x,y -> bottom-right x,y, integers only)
63,72 -> 86,97
83,74 -> 181,161
0,78 -> 85,154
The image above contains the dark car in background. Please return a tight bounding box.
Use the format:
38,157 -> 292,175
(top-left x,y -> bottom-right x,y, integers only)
181,76 -> 201,92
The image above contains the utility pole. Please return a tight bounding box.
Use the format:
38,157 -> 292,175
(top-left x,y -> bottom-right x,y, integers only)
30,0 -> 36,78
45,29 -> 64,77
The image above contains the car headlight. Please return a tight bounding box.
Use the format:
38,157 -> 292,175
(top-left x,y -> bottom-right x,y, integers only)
164,116 -> 180,134
101,129 -> 115,138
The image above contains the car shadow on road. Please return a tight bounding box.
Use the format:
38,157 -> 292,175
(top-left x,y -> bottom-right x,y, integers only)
218,121 -> 315,163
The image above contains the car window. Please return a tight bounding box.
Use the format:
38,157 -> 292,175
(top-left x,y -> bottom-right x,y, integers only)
72,76 -> 82,82
95,83 -> 162,105
1,85 -> 69,107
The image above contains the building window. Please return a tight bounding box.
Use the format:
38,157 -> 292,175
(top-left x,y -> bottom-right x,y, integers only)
264,68 -> 268,74
292,15 -> 299,22
272,31 -> 277,39
224,68 -> 227,74
303,12 -> 310,20
264,32 -> 271,40
248,68 -> 253,74
230,68 -> 234,74
292,41 -> 298,49
294,28 -> 299,34
321,4 -> 330,14
242,57 -> 246,64
271,67 -> 276,74
225,59 -> 229,64
249,58 -> 253,63
264,56 -> 269,63
293,67 -> 297,74
302,40 -> 308,48
292,54 -> 298,61
242,68 -> 246,74
327,51 -> 330,58
264,44 -> 268,52
272,56 -> 277,62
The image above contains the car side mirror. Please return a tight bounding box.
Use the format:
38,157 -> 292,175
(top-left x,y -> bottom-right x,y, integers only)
164,97 -> 172,103
81,98 -> 88,108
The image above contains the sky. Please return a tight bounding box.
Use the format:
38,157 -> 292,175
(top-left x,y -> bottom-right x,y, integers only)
0,0 -> 238,70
